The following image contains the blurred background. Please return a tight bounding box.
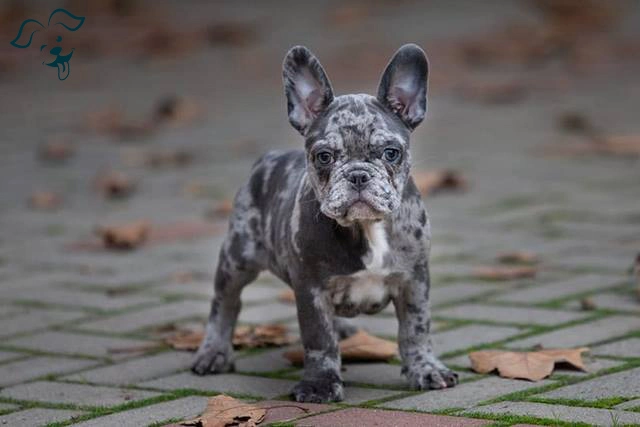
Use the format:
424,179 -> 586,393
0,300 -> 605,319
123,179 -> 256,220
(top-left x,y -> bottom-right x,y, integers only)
0,0 -> 639,298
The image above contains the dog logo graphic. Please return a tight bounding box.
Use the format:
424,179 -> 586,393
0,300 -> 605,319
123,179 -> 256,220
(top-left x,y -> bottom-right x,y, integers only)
10,8 -> 85,81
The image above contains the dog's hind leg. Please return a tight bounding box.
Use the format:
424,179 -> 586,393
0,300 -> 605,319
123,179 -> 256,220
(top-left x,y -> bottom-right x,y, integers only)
192,188 -> 264,375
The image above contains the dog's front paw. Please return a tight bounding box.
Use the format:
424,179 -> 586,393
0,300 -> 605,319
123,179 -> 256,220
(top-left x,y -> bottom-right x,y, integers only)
191,345 -> 234,375
404,364 -> 458,390
291,378 -> 344,403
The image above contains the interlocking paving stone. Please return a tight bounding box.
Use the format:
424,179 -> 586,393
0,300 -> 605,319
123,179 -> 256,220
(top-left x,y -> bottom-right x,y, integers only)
496,274 -> 623,304
1,286 -> 161,310
0,380 -> 160,406
0,403 -> 18,411
435,303 -> 589,326
341,386 -> 404,405
464,401 -> 640,426
614,398 -> 640,410
379,377 -> 550,411
434,324 -> 523,355
140,372 -> 296,398
5,331 -> 155,359
342,363 -> 406,388
0,356 -> 98,387
77,300 -> 209,333
235,347 -> 296,373
350,315 -> 398,337
242,284 -> 287,303
540,366 -> 640,401
430,284 -> 501,306
506,316 -> 640,349
0,408 -> 84,426
63,351 -> 194,385
238,301 -> 297,323
73,396 -> 208,427
0,350 -> 23,363
566,292 -> 640,312
296,407 -> 489,426
592,338 -> 640,357
0,308 -> 86,338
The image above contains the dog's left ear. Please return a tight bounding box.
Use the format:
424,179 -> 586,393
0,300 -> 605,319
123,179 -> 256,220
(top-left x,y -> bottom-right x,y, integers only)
377,44 -> 429,131
283,46 -> 334,136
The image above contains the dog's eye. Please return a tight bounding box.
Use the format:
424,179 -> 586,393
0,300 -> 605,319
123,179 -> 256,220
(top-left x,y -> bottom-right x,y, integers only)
383,148 -> 401,162
316,151 -> 334,165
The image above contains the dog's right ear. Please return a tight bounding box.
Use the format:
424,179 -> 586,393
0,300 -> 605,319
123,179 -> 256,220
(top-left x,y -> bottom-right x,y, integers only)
283,46 -> 334,136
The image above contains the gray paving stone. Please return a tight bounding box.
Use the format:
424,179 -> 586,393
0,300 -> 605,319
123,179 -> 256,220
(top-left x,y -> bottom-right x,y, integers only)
0,408 -> 84,426
566,292 -> 640,312
496,274 -> 623,304
342,363 -> 406,388
140,372 -> 296,398
236,347 -> 296,373
6,331 -> 155,359
77,300 -> 209,333
0,308 -> 86,338
614,398 -> 640,410
154,280 -> 213,298
0,403 -> 18,411
1,286 -> 161,310
0,356 -> 98,387
434,324 -> 523,355
0,350 -> 23,363
592,338 -> 640,358
238,301 -> 297,324
379,377 -> 551,411
350,315 -> 398,337
435,304 -> 589,326
0,381 -> 160,407
63,351 -> 194,385
73,396 -> 208,427
342,386 -> 404,404
540,366 -> 640,401
464,401 -> 640,426
507,316 -> 640,349
241,284 -> 287,304
430,283 -> 501,306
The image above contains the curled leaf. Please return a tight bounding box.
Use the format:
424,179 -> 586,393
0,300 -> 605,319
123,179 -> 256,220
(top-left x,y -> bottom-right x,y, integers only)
413,170 -> 467,197
95,220 -> 150,250
180,394 -> 265,427
166,324 -> 295,352
94,171 -> 135,199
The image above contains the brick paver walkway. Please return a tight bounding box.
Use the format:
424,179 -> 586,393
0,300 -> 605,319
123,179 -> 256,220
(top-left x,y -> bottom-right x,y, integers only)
1,1 -> 639,426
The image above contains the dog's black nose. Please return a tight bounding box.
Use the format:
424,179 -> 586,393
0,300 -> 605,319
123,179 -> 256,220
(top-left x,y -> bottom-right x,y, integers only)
347,170 -> 371,189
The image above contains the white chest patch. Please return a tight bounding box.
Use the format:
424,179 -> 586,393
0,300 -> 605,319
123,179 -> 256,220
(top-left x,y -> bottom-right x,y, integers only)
363,221 -> 389,272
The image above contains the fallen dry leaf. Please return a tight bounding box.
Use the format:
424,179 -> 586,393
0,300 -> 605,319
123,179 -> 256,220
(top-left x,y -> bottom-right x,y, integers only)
86,106 -> 154,139
95,220 -> 150,250
166,324 -> 295,352
28,191 -> 62,211
206,200 -> 234,220
39,139 -> 74,163
469,347 -> 589,381
284,329 -> 397,365
580,297 -> 597,311
94,171 -> 135,199
180,394 -> 265,427
145,149 -> 194,168
557,111 -> 593,133
496,251 -> 539,265
153,96 -> 203,127
413,170 -> 467,197
278,289 -> 296,304
472,265 -> 537,281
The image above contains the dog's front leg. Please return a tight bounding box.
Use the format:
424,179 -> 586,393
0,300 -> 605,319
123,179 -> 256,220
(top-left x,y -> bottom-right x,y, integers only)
394,262 -> 458,390
291,283 -> 343,403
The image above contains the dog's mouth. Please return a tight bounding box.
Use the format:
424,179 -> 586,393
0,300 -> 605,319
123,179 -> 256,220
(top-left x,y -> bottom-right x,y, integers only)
44,49 -> 74,81
345,200 -> 384,222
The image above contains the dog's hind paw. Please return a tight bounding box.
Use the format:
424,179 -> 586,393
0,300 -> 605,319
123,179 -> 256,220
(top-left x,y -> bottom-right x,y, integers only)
291,378 -> 344,403
191,347 -> 234,375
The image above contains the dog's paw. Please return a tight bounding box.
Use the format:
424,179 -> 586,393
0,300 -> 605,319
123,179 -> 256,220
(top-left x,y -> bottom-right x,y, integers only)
291,378 -> 344,403
404,364 -> 458,390
191,346 -> 234,375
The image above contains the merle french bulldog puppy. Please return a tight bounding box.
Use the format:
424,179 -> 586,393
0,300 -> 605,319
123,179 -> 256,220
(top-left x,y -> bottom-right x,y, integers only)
192,44 -> 458,403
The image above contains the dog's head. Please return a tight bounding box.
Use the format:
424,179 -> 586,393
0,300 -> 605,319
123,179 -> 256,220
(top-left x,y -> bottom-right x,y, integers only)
282,44 -> 428,226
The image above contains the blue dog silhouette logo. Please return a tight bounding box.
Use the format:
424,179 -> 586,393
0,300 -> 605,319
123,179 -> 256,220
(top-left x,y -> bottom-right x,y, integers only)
10,8 -> 85,81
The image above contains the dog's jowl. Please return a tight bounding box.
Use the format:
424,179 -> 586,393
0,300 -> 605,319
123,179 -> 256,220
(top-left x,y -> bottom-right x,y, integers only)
192,44 -> 458,403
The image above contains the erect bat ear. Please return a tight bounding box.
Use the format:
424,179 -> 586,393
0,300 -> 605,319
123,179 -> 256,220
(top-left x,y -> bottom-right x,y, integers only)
10,19 -> 45,48
48,8 -> 85,32
282,46 -> 334,136
377,44 -> 429,131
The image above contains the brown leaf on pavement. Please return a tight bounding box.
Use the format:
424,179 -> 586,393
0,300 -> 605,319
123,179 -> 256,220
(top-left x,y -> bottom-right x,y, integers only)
29,191 -> 62,211
154,96 -> 203,127
413,170 -> 468,197
94,171 -> 136,199
180,394 -> 266,427
86,106 -> 154,139
278,289 -> 296,304
580,297 -> 597,311
39,138 -> 75,163
284,330 -> 397,365
469,347 -> 589,381
166,324 -> 295,352
496,251 -> 539,265
472,265 -> 537,281
95,220 -> 150,250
